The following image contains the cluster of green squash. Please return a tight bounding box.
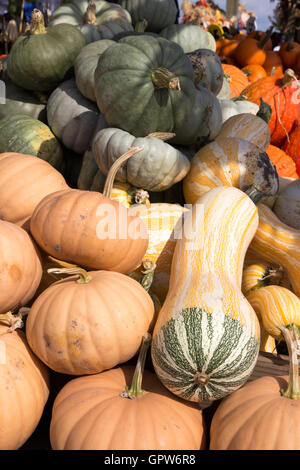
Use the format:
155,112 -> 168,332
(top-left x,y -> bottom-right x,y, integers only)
0,0 -> 300,452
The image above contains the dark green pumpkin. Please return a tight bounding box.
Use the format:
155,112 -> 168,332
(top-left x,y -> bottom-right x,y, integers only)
115,0 -> 178,33
0,79 -> 47,122
94,35 -> 197,142
187,48 -> 223,95
7,9 -> 85,92
0,114 -> 63,169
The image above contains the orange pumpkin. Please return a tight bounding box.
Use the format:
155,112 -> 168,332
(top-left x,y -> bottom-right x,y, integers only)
30,149 -> 149,274
0,324 -> 49,449
266,145 -> 299,178
263,51 -> 284,77
0,220 -> 42,314
279,42 -> 300,68
234,37 -> 267,67
282,120 -> 300,175
248,31 -> 272,51
0,153 -> 68,230
242,70 -> 300,147
242,64 -> 267,83
220,39 -> 241,58
210,325 -> 300,450
26,268 -> 155,375
49,334 -> 206,450
222,64 -> 250,98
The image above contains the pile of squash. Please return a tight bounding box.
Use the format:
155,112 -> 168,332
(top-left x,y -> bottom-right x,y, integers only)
0,0 -> 300,451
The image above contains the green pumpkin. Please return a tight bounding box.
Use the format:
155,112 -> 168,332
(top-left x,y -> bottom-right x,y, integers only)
74,39 -> 115,101
159,24 -> 216,54
0,79 -> 47,122
94,35 -> 197,141
47,79 -> 107,154
77,149 -> 106,191
115,0 -> 178,33
187,48 -> 223,95
49,0 -> 131,27
7,9 -> 85,92
0,114 -> 63,169
91,127 -> 190,191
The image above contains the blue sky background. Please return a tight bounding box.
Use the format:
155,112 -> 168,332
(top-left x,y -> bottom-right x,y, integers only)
178,1 -> 275,32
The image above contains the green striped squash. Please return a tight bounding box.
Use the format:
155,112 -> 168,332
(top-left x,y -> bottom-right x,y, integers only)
151,186 -> 261,403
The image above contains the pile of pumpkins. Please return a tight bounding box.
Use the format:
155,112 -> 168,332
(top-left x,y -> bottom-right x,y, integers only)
0,0 -> 300,451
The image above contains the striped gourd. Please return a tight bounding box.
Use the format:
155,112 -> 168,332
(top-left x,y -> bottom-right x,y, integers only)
151,186 -> 261,403
216,113 -> 271,151
246,285 -> 300,339
260,326 -> 277,354
183,137 -> 278,206
131,203 -> 187,302
242,261 -> 291,295
250,203 -> 300,298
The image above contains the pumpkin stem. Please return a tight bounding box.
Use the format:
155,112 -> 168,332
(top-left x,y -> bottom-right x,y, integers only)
102,147 -> 143,199
140,260 -> 156,292
146,132 -> 176,141
257,98 -> 272,124
257,27 -> 273,49
134,19 -> 148,32
120,332 -> 151,399
282,69 -> 299,87
151,67 -> 181,91
0,308 -> 29,334
245,186 -> 264,204
132,188 -> 150,207
84,0 -> 97,25
47,267 -> 93,284
279,325 -> 300,399
29,9 -> 46,35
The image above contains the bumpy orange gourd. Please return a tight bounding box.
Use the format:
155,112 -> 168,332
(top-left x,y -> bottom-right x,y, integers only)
266,145 -> 299,178
0,325 -> 49,449
49,335 -> 206,450
0,220 -> 42,313
26,269 -> 155,375
0,152 -> 68,230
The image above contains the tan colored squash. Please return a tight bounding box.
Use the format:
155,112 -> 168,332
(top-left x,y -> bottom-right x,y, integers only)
216,113 -> 271,150
26,267 -> 155,375
0,323 -> 49,449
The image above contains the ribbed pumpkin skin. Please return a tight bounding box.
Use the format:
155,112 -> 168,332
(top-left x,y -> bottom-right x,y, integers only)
0,153 -> 68,228
30,189 -> 148,274
219,99 -> 259,124
0,80 -> 47,122
47,79 -> 102,154
116,0 -> 177,32
246,285 -> 300,338
159,24 -> 216,53
266,144 -> 299,178
74,39 -> 115,102
0,326 -> 49,450
49,0 -> 131,28
216,113 -> 271,150
26,271 -> 155,375
0,115 -> 63,169
132,203 -> 188,302
152,187 -> 260,403
210,375 -> 300,450
92,128 -> 190,191
50,366 -> 206,450
250,203 -> 300,298
0,220 -> 42,314
94,35 -> 196,141
242,75 -> 300,147
183,137 -> 278,206
7,24 -> 85,92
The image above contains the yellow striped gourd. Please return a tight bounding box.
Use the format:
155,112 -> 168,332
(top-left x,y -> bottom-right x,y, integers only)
131,203 -> 187,302
246,285 -> 300,339
250,203 -> 300,298
242,261 -> 291,295
151,186 -> 261,403
216,113 -> 271,151
183,137 -> 278,206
